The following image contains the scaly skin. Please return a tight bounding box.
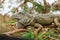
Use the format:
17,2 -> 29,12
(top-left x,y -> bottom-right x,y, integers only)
13,13 -> 60,28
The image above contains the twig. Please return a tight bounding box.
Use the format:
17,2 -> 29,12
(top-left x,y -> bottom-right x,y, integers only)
3,29 -> 28,35
34,23 -> 43,34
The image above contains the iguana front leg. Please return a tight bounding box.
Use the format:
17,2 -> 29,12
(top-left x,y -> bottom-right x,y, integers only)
16,22 -> 24,29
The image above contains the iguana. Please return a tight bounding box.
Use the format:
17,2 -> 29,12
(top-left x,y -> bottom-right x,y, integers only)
13,12 -> 60,28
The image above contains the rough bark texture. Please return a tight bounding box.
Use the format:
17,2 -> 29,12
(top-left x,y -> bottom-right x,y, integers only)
13,12 -> 60,28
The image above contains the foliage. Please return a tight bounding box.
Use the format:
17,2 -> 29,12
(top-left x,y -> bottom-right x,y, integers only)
51,6 -> 58,12
21,28 -> 56,40
21,27 -> 60,40
8,18 -> 16,24
33,2 -> 43,13
21,28 -> 34,38
23,6 -> 28,12
0,0 -> 60,40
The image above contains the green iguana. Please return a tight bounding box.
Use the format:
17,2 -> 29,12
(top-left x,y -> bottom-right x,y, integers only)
13,12 -> 60,28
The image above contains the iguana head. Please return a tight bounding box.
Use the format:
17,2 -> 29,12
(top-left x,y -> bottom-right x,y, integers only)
12,12 -> 34,20
12,12 -> 26,20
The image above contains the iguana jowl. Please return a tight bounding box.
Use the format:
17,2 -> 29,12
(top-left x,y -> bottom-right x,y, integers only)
13,12 -> 60,28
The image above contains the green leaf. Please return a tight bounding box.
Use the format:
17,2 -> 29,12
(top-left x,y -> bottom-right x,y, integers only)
51,6 -> 58,12
24,6 -> 28,12
21,28 -> 34,38
33,2 -> 43,13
